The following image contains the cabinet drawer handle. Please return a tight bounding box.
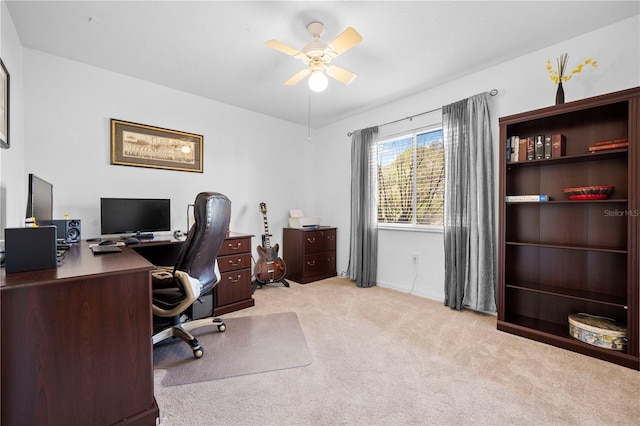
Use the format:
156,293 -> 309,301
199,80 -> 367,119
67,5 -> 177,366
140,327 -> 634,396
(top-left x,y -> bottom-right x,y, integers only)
306,261 -> 316,266
307,237 -> 316,243
227,274 -> 242,283
228,258 -> 242,267
228,242 -> 242,250
327,236 -> 335,240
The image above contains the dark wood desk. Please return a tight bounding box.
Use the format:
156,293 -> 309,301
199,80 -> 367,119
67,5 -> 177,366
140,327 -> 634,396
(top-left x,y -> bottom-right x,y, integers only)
1,241 -> 159,426
1,233 -> 255,425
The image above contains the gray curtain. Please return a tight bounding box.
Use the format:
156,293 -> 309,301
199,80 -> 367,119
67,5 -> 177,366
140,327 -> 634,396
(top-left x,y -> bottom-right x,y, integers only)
443,93 -> 496,312
347,126 -> 379,288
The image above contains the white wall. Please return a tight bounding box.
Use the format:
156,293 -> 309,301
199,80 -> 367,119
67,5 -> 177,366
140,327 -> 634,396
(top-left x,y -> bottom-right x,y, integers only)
314,15 -> 640,301
18,49 -> 317,252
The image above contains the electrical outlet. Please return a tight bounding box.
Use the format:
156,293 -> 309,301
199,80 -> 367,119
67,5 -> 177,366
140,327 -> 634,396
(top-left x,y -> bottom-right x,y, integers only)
412,254 -> 419,264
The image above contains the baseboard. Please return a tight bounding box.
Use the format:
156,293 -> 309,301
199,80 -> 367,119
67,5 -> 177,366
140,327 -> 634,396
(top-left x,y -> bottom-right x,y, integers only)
376,280 -> 444,303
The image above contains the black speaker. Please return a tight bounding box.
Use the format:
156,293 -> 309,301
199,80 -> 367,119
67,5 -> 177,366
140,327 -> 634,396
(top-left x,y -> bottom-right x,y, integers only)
4,226 -> 58,273
51,219 -> 81,243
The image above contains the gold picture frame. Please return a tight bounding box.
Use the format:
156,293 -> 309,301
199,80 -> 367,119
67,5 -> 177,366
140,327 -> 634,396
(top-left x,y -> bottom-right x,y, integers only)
110,119 -> 203,172
0,58 -> 9,149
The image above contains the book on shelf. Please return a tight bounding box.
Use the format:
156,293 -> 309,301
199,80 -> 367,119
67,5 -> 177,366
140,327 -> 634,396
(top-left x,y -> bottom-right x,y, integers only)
544,135 -> 552,159
526,136 -> 535,160
534,135 -> 544,159
552,133 -> 566,158
507,136 -> 522,163
505,194 -> 549,202
518,137 -> 527,162
588,138 -> 629,152
593,137 -> 628,146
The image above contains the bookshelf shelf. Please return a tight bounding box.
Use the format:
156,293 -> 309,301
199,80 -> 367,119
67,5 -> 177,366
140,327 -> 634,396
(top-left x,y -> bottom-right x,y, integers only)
506,148 -> 627,168
506,199 -> 628,204
498,87 -> 639,370
505,241 -> 627,253
506,280 -> 627,308
498,316 -> 639,369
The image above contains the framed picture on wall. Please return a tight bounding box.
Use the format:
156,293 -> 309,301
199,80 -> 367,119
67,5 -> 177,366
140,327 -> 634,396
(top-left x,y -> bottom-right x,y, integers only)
0,58 -> 9,149
110,119 -> 203,172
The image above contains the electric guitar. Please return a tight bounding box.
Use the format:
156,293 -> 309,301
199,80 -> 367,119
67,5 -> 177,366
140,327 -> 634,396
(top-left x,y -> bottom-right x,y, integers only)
254,202 -> 287,284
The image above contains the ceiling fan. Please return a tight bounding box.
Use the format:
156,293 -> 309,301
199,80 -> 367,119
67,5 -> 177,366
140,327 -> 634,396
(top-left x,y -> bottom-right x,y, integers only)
266,21 -> 362,92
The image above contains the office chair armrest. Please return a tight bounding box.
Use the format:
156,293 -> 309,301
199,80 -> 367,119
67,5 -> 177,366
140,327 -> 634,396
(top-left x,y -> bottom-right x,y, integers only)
152,270 -> 201,317
151,267 -> 175,289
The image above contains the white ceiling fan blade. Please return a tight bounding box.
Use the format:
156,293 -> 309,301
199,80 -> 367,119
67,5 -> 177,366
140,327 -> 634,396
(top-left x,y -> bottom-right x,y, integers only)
265,39 -> 306,59
327,27 -> 362,56
326,65 -> 357,85
284,69 -> 311,86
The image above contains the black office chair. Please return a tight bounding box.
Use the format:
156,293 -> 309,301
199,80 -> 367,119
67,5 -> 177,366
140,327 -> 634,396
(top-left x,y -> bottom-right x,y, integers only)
151,192 -> 231,358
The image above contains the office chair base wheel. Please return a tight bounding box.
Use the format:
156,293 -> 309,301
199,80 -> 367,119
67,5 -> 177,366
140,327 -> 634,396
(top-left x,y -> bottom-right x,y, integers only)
189,338 -> 203,359
212,317 -> 226,332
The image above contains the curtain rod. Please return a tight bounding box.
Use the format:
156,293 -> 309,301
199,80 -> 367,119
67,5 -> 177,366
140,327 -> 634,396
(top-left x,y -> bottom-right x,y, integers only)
346,89 -> 499,137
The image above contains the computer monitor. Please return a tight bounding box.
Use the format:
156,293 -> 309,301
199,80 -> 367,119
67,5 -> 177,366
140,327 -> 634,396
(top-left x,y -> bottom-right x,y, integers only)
100,197 -> 171,238
25,174 -> 53,222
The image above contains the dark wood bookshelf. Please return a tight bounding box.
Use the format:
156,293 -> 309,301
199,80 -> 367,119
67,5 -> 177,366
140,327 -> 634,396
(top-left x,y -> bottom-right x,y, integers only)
498,86 -> 639,370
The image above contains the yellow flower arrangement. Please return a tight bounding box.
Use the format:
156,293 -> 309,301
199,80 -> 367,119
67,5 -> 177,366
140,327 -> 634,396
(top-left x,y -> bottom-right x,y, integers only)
547,53 -> 598,84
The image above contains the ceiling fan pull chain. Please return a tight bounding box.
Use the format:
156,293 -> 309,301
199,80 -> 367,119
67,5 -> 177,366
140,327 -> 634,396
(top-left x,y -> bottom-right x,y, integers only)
308,94 -> 312,142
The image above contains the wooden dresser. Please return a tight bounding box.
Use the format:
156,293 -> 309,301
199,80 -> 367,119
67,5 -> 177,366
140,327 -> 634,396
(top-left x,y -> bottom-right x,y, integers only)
283,227 -> 337,284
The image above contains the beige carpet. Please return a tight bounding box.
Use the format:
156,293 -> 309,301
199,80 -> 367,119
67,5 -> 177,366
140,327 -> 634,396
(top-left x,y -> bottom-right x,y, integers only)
153,312 -> 312,386
154,277 -> 640,425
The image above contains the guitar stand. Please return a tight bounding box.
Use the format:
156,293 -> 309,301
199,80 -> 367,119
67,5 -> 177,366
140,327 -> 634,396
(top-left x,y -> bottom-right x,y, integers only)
251,277 -> 290,294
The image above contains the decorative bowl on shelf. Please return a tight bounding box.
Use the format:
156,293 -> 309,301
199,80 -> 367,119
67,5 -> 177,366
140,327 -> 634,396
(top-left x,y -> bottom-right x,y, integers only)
562,185 -> 614,200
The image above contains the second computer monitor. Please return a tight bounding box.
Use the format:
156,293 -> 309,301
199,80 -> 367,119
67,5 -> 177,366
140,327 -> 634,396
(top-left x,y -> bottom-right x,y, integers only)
100,197 -> 170,238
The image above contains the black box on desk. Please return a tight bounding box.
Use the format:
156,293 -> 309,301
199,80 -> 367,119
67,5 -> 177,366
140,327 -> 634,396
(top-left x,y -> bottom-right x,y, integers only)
4,226 -> 57,273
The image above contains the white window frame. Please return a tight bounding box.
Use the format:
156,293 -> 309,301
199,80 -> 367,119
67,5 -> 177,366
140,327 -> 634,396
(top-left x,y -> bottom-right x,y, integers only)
376,125 -> 444,233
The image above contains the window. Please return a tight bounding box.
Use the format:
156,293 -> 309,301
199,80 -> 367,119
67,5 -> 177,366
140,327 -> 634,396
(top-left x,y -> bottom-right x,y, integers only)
376,128 -> 444,227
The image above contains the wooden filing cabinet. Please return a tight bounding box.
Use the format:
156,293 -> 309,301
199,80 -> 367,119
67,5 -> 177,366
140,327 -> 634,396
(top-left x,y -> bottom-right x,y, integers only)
283,227 -> 337,284
213,233 -> 255,315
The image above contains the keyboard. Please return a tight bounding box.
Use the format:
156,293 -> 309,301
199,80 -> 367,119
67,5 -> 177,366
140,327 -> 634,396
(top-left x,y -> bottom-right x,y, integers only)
91,245 -> 122,254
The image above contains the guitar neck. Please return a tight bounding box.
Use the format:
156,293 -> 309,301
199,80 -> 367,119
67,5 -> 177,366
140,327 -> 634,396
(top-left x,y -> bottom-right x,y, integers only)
262,214 -> 271,249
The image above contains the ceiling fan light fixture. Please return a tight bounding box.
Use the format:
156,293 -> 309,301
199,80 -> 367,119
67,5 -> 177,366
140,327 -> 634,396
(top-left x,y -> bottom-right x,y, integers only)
308,69 -> 328,92
266,21 -> 362,92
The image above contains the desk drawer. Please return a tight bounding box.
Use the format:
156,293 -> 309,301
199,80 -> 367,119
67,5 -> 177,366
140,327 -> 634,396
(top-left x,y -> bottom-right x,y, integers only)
218,237 -> 251,256
303,229 -> 337,254
303,230 -> 324,254
218,253 -> 251,273
216,268 -> 252,307
303,251 -> 336,278
321,229 -> 337,251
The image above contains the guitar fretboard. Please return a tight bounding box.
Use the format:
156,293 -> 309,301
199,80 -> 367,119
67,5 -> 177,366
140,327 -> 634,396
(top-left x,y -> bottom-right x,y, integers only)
262,213 -> 271,249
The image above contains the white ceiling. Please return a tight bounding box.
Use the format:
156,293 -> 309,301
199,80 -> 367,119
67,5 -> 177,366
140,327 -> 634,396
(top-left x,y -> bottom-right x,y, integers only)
6,1 -> 640,128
